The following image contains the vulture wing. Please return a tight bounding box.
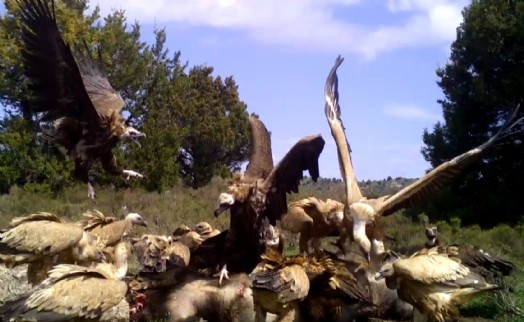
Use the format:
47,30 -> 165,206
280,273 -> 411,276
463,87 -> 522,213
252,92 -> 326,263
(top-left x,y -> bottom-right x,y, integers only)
377,104 -> 524,217
262,135 -> 325,224
72,41 -> 125,118
77,209 -> 118,231
89,220 -> 127,247
0,221 -> 83,258
393,254 -> 471,285
324,55 -> 363,204
8,212 -> 64,227
17,0 -> 102,127
0,264 -> 127,321
243,115 -> 274,182
250,264 -> 310,303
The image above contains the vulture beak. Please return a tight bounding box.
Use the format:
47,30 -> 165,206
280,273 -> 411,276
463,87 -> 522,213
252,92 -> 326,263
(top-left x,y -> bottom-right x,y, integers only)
140,220 -> 148,227
133,132 -> 146,148
214,204 -> 231,217
374,271 -> 385,281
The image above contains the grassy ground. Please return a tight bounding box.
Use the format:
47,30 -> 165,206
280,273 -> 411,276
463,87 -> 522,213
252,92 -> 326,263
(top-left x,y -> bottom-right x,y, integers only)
0,178 -> 523,321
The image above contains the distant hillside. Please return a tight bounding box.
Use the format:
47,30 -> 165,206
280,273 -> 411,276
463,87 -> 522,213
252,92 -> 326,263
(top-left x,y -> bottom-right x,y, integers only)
293,176 -> 418,203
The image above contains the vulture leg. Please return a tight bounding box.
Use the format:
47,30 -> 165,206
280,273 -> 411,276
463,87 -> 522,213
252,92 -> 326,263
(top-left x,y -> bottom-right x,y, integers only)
254,306 -> 267,322
87,182 -> 96,201
213,264 -> 230,286
123,169 -> 144,180
74,159 -> 95,201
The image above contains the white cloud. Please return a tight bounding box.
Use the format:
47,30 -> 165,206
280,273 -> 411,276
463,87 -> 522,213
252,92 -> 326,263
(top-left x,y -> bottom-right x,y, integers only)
89,0 -> 467,59
383,103 -> 440,121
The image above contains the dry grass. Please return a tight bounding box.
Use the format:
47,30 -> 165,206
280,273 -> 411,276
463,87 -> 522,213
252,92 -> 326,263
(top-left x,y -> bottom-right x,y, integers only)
0,177 -> 523,321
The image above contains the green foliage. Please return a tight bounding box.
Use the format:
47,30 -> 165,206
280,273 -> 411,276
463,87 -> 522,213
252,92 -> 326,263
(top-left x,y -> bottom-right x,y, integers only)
421,0 -> 524,227
0,0 -> 250,194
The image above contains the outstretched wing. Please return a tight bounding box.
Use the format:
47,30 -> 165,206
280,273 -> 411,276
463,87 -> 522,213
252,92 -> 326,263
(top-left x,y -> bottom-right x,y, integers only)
324,56 -> 364,204
73,41 -> 125,117
243,115 -> 274,182
377,104 -> 524,217
17,0 -> 102,126
262,135 -> 325,223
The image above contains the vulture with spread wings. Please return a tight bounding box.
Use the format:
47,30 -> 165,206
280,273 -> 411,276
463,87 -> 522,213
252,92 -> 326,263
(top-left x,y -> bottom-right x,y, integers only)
210,115 -> 325,284
324,55 -> 524,255
17,0 -> 146,201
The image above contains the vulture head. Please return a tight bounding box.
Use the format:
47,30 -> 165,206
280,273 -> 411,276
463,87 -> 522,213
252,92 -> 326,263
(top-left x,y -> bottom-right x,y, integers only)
120,125 -> 146,147
194,222 -> 213,235
213,177 -> 251,217
425,225 -> 438,246
374,262 -> 397,288
325,199 -> 345,225
126,213 -> 148,227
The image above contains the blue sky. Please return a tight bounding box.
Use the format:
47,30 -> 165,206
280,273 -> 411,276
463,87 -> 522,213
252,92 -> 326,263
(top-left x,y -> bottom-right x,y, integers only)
1,0 -> 470,180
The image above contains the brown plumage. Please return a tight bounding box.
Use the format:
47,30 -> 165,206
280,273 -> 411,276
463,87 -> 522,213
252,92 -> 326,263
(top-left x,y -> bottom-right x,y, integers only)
194,222 -> 221,240
16,0 -> 146,201
172,225 -> 205,251
281,197 -> 346,255
250,250 -> 372,322
324,56 -> 524,255
0,263 -> 128,322
375,248 -> 502,322
131,234 -> 190,273
136,273 -> 255,322
0,212 -> 105,285
212,115 -> 325,284
80,210 -> 147,247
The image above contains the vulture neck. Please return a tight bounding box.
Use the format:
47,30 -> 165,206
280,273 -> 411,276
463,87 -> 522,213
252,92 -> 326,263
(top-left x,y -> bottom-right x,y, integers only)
369,238 -> 386,273
328,118 -> 363,205
425,237 -> 439,248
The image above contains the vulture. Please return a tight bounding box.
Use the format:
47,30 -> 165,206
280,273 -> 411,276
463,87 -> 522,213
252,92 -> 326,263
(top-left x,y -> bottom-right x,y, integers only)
79,210 -> 147,247
324,55 -> 524,255
131,234 -> 190,273
212,115 -> 325,284
172,224 -> 205,251
375,247 -> 502,322
420,226 -> 515,280
0,212 -> 105,285
249,252 -> 310,322
17,0 -> 146,201
193,222 -> 221,240
0,263 -> 128,322
281,197 -> 346,255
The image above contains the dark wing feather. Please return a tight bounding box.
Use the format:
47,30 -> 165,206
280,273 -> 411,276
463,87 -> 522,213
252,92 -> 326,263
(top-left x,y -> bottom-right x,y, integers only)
72,41 -> 125,117
17,0 -> 101,126
243,115 -> 274,182
262,135 -> 325,223
378,104 -> 524,217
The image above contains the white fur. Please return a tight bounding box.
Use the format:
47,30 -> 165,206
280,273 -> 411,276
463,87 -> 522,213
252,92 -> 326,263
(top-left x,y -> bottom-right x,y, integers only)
126,213 -> 143,222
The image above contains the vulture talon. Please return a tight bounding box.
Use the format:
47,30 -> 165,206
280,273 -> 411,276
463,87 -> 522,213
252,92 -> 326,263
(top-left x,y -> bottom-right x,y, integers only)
214,265 -> 230,286
123,170 -> 144,181
87,183 -> 96,201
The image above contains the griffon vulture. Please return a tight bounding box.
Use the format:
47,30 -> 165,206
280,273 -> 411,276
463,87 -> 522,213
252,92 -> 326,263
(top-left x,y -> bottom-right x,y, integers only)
420,226 -> 515,280
17,0 -> 146,201
0,263 -> 128,322
194,222 -> 221,240
172,224 -> 205,250
324,56 -> 524,255
375,248 -> 502,322
281,197 -> 346,255
212,115 -> 325,284
0,212 -> 105,285
131,234 -> 190,273
250,249 -> 372,322
79,210 -> 147,247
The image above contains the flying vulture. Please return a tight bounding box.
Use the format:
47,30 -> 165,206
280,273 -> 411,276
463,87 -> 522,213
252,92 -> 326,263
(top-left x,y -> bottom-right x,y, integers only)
78,210 -> 147,247
281,197 -> 346,255
17,0 -> 146,201
375,247 -> 502,322
0,212 -> 105,285
324,56 -> 524,255
212,115 -> 325,284
0,263 -> 128,322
